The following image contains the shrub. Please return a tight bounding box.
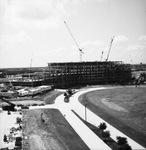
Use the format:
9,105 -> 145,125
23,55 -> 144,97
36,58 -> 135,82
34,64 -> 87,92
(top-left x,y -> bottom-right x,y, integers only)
16,117 -> 22,124
101,130 -> 110,140
119,144 -> 132,150
67,89 -> 73,95
116,136 -> 127,146
98,122 -> 107,131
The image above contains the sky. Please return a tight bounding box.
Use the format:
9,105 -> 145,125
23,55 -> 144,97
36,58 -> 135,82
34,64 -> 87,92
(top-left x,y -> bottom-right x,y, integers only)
0,0 -> 146,68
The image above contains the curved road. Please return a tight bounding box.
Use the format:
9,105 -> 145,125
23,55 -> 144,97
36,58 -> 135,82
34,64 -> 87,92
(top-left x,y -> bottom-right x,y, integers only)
29,87 -> 145,150
67,87 -> 145,150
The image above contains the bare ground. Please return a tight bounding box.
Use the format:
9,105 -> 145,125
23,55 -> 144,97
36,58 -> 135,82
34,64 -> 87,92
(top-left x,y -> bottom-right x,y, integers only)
79,86 -> 146,148
0,90 -> 64,107
22,109 -> 89,150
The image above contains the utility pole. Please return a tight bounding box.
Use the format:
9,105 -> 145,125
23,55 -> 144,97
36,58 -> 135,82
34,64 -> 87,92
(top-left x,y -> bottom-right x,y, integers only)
29,54 -> 33,87
64,21 -> 84,62
85,104 -> 87,121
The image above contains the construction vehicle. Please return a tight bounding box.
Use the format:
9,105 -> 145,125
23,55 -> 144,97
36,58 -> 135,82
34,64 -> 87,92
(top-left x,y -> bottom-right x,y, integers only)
0,96 -> 16,111
0,72 -> 18,98
105,36 -> 115,61
64,21 -> 84,62
134,73 -> 146,85
64,89 -> 76,103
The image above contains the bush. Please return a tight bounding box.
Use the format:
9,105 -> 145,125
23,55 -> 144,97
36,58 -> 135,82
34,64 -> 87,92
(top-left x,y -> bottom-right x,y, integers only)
116,136 -> 127,146
67,89 -> 73,95
98,122 -> 107,131
119,144 -> 132,150
116,136 -> 132,150
101,130 -> 110,140
16,117 -> 22,124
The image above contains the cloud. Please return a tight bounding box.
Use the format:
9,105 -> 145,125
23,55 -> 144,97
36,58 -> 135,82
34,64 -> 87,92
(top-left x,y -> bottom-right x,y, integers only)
138,35 -> 146,42
138,35 -> 146,45
114,35 -> 129,43
72,0 -> 104,4
81,40 -> 105,48
127,44 -> 145,52
2,0 -> 68,29
0,31 -> 31,49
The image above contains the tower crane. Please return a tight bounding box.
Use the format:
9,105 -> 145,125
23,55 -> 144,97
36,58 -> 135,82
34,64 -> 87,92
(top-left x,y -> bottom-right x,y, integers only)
30,54 -> 33,68
100,50 -> 104,61
64,21 -> 84,62
105,36 -> 115,61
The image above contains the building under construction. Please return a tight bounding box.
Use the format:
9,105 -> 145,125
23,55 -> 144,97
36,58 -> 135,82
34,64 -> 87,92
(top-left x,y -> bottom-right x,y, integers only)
43,61 -> 131,88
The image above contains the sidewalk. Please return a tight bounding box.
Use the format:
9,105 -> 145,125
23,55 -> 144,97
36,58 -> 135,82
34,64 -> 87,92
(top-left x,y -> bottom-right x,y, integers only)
69,87 -> 145,150
56,95 -> 111,150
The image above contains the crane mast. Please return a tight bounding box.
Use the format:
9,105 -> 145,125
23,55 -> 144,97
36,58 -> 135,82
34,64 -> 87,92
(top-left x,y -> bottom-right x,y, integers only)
106,36 -> 115,61
30,54 -> 33,68
64,21 -> 84,62
100,50 -> 104,61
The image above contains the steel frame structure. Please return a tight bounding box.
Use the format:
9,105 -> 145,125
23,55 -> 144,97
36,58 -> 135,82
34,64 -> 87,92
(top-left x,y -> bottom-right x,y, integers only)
44,61 -> 131,88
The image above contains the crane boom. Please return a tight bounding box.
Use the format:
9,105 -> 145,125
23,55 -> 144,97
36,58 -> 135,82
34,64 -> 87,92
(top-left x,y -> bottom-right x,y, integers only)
106,36 -> 115,61
64,21 -> 83,62
0,97 -> 15,107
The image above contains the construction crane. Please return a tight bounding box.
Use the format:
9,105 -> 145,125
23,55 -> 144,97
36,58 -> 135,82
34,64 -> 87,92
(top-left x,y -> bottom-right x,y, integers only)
30,54 -> 33,68
0,96 -> 16,111
3,72 -> 13,88
64,21 -> 84,62
105,36 -> 115,61
100,50 -> 104,61
29,54 -> 33,81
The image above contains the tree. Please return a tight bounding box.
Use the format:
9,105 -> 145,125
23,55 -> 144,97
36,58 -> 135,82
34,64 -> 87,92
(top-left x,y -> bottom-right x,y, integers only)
64,92 -> 67,97
116,136 -> 132,150
98,122 -> 107,131
16,117 -> 22,124
116,136 -> 127,146
67,89 -> 73,95
101,130 -> 110,141
119,144 -> 132,150
3,134 -> 7,142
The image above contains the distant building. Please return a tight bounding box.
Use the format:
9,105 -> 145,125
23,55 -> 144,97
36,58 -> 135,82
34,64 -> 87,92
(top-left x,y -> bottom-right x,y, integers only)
132,63 -> 146,71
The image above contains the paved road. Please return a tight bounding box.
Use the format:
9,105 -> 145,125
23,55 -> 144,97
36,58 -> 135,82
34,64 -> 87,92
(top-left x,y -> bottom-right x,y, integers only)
30,86 -> 145,149
1,87 -> 145,150
68,87 -> 145,150
30,95 -> 111,149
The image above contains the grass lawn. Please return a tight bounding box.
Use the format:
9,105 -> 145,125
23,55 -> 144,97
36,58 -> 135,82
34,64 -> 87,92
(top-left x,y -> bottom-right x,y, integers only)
79,86 -> 146,147
41,90 -> 64,104
22,109 -> 89,150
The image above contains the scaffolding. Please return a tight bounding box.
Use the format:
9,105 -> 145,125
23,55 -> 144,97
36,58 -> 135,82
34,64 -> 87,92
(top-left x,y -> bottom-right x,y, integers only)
44,61 -> 131,88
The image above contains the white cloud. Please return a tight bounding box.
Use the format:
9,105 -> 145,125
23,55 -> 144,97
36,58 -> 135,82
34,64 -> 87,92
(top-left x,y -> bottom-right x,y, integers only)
81,40 -> 105,48
0,31 -> 31,49
114,35 -> 129,43
138,35 -> 146,41
72,0 -> 104,4
127,44 -> 145,52
2,0 -> 68,29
